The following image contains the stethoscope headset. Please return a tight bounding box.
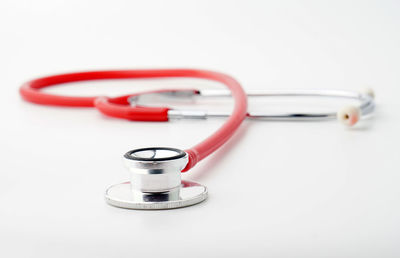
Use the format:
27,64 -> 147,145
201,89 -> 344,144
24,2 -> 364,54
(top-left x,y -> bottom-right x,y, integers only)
20,69 -> 375,210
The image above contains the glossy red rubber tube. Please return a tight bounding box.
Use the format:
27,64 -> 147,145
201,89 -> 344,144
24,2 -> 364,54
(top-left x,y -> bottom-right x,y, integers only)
19,69 -> 248,171
93,89 -> 198,122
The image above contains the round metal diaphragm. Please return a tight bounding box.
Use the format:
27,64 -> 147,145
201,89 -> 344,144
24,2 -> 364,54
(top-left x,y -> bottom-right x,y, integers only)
105,180 -> 207,210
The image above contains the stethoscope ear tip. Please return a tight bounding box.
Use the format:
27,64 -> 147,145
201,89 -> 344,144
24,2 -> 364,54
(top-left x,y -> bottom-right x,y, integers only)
363,87 -> 375,99
336,88 -> 375,126
337,105 -> 361,126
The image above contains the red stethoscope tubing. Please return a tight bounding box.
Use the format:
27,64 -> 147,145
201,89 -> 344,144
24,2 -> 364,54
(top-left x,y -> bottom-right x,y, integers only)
19,69 -> 248,172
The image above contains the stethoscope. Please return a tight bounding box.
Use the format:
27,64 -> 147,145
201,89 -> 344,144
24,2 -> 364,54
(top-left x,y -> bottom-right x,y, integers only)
20,69 -> 375,210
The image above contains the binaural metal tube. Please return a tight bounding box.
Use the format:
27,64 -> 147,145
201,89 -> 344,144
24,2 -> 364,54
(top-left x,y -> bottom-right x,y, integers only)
166,89 -> 375,121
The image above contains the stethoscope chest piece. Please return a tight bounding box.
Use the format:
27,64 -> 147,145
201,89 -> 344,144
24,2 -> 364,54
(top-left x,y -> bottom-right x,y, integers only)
105,147 -> 208,210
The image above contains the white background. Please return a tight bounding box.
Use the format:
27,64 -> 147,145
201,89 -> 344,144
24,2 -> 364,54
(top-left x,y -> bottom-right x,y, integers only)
1,0 -> 400,257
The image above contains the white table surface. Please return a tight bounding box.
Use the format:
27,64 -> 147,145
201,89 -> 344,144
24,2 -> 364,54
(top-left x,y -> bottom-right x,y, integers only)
1,1 -> 400,257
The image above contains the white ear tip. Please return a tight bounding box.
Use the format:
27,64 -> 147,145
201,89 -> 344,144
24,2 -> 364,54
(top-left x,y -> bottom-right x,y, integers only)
363,88 -> 375,99
337,105 -> 361,126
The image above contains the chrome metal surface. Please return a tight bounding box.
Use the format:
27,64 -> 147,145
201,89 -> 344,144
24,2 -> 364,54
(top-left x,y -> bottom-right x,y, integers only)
167,110 -> 208,119
166,89 -> 375,121
128,89 -> 197,105
105,147 -> 208,210
105,180 -> 207,210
